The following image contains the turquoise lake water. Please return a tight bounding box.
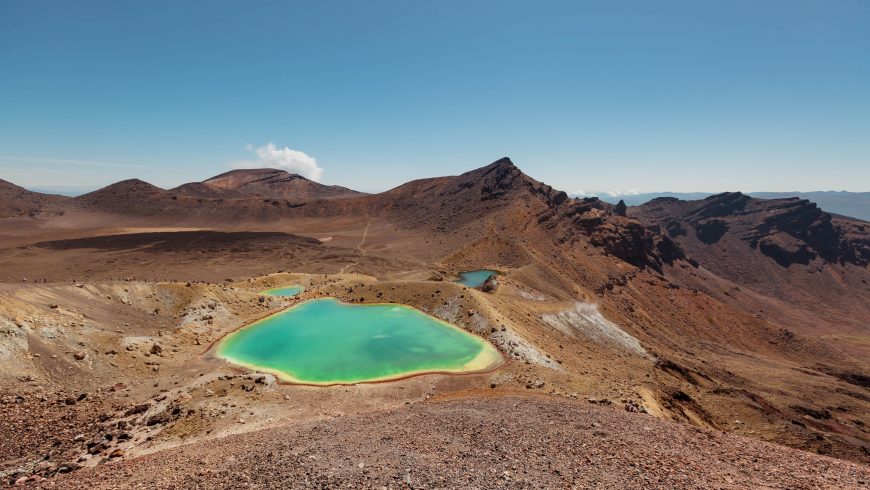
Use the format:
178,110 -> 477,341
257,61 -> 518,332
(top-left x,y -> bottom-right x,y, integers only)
216,298 -> 501,385
456,270 -> 497,288
261,286 -> 304,297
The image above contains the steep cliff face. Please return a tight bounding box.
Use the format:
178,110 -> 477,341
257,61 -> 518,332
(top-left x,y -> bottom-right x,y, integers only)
745,197 -> 869,266
534,192 -> 685,270
635,192 -> 870,268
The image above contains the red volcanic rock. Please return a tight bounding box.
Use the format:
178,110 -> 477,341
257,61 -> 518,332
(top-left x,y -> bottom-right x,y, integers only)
198,168 -> 364,200
635,192 -> 870,268
613,199 -> 627,217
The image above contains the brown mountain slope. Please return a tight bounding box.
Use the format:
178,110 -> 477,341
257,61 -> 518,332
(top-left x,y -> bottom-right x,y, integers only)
353,160 -> 870,461
0,179 -> 68,218
361,157 -> 678,272
633,192 -> 869,267
73,179 -> 170,215
53,158 -> 652,261
631,193 -> 870,335
369,157 -> 573,230
62,170 -> 366,223
2,157 -> 869,467
198,168 -> 364,200
169,182 -> 245,199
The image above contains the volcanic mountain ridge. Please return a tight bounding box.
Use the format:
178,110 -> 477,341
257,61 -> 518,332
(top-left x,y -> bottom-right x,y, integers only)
195,168 -> 364,200
1,156 -> 869,475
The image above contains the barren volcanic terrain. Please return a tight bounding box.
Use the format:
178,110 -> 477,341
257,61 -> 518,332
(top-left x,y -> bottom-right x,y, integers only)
0,158 -> 868,488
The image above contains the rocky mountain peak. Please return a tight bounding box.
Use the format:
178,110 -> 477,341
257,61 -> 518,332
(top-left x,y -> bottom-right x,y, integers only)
488,156 -> 516,168
81,179 -> 166,196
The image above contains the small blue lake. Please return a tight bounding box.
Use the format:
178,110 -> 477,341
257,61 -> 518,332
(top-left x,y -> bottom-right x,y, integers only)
456,270 -> 497,288
261,286 -> 304,297
216,298 -> 502,385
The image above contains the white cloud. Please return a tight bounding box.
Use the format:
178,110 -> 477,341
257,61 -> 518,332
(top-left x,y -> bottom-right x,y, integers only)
235,143 -> 324,182
569,189 -> 641,198
604,188 -> 640,197
569,190 -> 598,198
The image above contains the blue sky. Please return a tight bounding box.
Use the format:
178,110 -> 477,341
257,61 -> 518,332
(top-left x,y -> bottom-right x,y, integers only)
1,1 -> 868,195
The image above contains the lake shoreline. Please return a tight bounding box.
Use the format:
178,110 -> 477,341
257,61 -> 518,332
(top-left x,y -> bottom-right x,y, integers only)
211,297 -> 507,386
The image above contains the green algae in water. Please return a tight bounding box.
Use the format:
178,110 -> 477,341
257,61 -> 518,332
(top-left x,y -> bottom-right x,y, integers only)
456,270 -> 497,288
216,298 -> 501,385
261,285 -> 304,297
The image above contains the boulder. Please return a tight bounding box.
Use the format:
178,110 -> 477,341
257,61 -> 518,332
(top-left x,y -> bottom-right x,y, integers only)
614,199 -> 627,217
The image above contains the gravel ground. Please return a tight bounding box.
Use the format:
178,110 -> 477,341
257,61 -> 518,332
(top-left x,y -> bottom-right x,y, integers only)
0,388 -> 115,481
32,394 -> 869,489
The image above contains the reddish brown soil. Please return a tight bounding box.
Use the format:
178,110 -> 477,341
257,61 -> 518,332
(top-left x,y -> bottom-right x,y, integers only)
1,159 -> 867,487
34,396 -> 870,489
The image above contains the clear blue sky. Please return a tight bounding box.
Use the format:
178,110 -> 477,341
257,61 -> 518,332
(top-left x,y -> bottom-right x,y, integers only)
1,1 -> 868,194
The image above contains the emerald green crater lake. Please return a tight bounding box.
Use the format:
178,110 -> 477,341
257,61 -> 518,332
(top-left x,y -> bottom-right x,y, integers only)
261,285 -> 304,297
456,270 -> 497,288
216,298 -> 502,385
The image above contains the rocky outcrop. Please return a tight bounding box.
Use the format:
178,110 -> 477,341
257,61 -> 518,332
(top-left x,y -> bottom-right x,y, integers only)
475,158 -> 523,201
757,233 -> 816,267
746,198 -> 870,266
540,196 -> 687,270
688,192 -> 751,220
695,219 -> 728,244
588,220 -> 649,266
480,274 -> 499,293
613,199 -> 627,217
635,192 -> 870,268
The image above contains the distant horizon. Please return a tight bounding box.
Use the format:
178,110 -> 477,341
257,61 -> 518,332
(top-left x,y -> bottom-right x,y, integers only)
18,173 -> 870,199
8,159 -> 870,197
20,177 -> 870,222
24,187 -> 870,197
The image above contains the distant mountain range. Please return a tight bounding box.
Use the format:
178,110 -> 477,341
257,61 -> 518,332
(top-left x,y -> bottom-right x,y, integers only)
26,182 -> 870,222
580,191 -> 870,221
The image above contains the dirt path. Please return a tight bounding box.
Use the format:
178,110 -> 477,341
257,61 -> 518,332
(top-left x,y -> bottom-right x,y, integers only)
356,220 -> 370,251
339,219 -> 371,274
